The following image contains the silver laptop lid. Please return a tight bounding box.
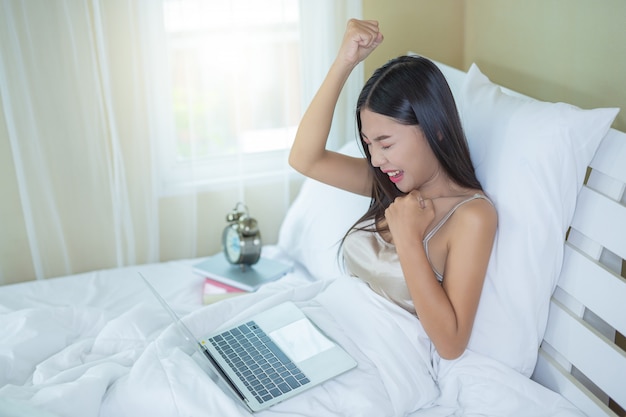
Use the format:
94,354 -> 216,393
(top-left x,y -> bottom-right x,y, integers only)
139,272 -> 251,406
138,272 -> 204,353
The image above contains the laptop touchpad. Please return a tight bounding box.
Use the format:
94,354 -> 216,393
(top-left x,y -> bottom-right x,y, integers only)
270,318 -> 335,362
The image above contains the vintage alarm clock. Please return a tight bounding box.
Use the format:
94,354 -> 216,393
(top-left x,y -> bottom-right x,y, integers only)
222,203 -> 262,266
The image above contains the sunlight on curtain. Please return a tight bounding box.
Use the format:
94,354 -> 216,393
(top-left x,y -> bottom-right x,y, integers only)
0,0 -> 156,282
0,0 -> 361,284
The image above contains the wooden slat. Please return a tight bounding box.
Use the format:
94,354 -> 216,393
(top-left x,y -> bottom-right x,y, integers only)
568,228 -> 604,261
533,348 -> 617,417
542,298 -> 626,408
570,186 -> 626,261
587,169 -> 625,202
589,129 -> 626,185
559,243 -> 626,337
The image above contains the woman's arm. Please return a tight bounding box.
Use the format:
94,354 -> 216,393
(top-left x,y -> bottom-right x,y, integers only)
288,19 -> 383,196
386,192 -> 497,359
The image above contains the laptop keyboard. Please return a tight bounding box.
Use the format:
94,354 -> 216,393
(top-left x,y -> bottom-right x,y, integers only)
209,321 -> 311,404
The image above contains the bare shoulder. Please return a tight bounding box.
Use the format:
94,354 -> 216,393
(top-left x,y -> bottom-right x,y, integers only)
453,195 -> 498,235
442,195 -> 497,287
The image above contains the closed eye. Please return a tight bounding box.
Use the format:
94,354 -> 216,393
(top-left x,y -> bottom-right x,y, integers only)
361,133 -> 392,150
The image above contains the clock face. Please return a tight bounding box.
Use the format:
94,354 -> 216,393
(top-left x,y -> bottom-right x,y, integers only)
224,226 -> 241,263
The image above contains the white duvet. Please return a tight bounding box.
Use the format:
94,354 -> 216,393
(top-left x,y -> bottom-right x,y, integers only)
0,267 -> 584,417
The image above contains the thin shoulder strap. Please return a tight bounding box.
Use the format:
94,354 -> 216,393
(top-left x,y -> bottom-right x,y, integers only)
423,193 -> 490,244
422,193 -> 491,282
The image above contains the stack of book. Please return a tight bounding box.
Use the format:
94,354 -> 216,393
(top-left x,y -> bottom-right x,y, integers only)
193,254 -> 293,304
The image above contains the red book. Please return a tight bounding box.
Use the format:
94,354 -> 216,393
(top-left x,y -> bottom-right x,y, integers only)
202,277 -> 246,304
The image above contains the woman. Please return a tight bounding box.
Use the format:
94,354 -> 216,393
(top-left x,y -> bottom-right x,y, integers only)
289,19 -> 497,360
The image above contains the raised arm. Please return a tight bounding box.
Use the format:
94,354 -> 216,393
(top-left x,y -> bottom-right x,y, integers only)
288,19 -> 384,196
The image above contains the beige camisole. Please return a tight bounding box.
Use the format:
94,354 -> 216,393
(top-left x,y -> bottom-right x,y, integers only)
342,194 -> 490,315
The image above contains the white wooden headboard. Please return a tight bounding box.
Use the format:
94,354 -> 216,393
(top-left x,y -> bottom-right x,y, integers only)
531,126 -> 626,417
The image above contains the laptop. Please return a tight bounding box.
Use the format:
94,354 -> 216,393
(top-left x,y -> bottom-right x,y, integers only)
139,273 -> 357,412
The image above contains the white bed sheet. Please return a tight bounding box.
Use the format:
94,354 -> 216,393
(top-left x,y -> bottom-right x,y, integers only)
0,247 -> 584,417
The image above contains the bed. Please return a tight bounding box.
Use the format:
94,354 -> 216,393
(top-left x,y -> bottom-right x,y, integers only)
0,59 -> 624,417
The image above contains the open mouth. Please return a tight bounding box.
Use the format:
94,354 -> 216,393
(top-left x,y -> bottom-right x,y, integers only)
386,170 -> 403,183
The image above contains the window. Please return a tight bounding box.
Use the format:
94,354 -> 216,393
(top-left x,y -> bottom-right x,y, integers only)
151,0 -> 362,196
159,0 -> 301,193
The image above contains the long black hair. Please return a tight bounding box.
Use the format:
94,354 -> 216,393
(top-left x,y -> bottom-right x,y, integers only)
345,55 -> 482,238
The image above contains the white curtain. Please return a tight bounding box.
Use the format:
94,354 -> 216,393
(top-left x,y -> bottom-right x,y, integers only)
0,0 -> 362,285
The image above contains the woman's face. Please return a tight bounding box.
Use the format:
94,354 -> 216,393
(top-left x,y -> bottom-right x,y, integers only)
360,109 -> 439,193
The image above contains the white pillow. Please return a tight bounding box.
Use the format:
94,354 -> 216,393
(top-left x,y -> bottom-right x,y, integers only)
278,142 -> 370,279
462,63 -> 619,376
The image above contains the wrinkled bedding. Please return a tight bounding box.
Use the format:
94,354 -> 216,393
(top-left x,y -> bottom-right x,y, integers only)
0,254 -> 584,417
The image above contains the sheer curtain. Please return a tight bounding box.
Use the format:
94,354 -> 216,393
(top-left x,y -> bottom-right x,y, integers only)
0,0 -> 362,285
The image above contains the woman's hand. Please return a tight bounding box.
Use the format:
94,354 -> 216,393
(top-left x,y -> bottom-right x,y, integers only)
336,19 -> 384,68
385,190 -> 435,246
